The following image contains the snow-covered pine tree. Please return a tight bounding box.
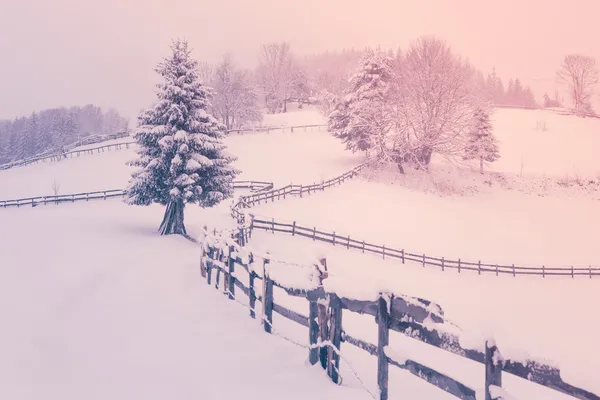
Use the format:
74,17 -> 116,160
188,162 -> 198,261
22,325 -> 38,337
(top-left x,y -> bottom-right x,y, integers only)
126,39 -> 239,235
463,107 -> 500,174
328,50 -> 394,155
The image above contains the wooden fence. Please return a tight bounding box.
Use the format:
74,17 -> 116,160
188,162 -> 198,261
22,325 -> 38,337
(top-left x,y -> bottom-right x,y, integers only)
201,234 -> 599,400
0,181 -> 274,209
249,218 -> 600,278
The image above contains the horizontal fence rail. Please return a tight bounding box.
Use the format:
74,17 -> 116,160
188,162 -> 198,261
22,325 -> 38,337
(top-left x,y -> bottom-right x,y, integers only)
249,218 -> 600,278
199,231 -> 599,400
227,124 -> 327,135
0,181 -> 274,209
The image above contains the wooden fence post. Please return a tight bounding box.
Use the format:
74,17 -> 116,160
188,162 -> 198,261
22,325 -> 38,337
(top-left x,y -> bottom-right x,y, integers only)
312,227 -> 316,241
227,245 -> 235,300
318,300 -> 330,370
485,340 -> 503,400
328,294 -> 343,384
309,301 -> 319,365
249,270 -> 256,318
206,248 -> 213,285
292,221 -> 296,236
377,294 -> 391,400
263,259 -> 273,333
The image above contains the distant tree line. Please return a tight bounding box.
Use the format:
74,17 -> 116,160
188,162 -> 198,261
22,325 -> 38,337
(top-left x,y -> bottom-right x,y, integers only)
0,105 -> 128,164
474,68 -> 537,108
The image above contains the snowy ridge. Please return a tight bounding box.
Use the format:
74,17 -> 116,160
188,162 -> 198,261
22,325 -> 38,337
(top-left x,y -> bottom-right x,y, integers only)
199,228 -> 600,400
0,132 -> 131,170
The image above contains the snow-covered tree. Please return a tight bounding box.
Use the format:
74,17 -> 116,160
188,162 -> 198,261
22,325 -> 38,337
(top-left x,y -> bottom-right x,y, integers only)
557,54 -> 599,116
463,107 -> 500,174
328,50 -> 395,156
126,40 -> 239,235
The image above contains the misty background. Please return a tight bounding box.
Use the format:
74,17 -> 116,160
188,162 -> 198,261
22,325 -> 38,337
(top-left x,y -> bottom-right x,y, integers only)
1,0 -> 598,120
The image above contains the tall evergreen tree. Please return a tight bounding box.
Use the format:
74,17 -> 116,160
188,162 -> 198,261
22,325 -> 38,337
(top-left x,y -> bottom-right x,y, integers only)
126,40 -> 239,235
463,107 -> 500,174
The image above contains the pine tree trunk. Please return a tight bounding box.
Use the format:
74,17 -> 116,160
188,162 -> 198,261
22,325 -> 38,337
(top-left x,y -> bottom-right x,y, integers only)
480,156 -> 484,174
158,198 -> 187,235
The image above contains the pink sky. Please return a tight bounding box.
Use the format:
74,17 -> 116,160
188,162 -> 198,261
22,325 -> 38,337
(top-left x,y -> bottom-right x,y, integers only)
0,0 -> 598,119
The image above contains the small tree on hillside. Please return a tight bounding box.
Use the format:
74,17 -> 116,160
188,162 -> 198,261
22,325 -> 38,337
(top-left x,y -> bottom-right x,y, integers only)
126,40 -> 239,235
463,107 -> 500,174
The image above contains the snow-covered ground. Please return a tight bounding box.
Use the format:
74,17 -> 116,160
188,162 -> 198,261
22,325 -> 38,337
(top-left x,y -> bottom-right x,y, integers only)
2,105 -> 599,399
0,203 -> 375,400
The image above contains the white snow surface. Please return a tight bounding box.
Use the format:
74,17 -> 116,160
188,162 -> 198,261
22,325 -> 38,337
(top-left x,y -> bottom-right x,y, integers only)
0,203 -> 371,400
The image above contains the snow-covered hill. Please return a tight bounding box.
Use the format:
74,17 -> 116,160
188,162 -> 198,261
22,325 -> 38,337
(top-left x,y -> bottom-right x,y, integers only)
1,105 -> 599,399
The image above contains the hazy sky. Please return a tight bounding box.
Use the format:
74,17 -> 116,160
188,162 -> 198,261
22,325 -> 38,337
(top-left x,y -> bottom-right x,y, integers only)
1,0 -> 598,120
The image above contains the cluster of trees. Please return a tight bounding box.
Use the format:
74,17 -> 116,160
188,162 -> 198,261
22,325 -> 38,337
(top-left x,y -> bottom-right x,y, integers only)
0,105 -> 128,163
328,37 -> 500,174
475,69 -> 537,108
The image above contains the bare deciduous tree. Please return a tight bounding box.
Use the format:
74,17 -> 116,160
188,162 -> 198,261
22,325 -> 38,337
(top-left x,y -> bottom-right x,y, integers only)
257,42 -> 295,113
557,54 -> 599,116
198,61 -> 216,85
394,37 -> 478,168
212,54 -> 262,130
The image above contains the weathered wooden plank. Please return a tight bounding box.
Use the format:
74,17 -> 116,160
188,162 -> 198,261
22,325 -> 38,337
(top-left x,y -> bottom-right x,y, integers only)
273,303 -> 309,327
402,360 -> 477,400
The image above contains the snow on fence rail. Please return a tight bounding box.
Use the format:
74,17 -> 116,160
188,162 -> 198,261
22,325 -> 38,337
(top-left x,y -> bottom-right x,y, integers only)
0,181 -> 274,209
200,230 -> 600,400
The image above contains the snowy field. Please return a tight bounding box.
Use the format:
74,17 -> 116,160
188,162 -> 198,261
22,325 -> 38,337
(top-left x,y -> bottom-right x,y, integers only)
0,203 -> 372,400
1,105 -> 599,399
